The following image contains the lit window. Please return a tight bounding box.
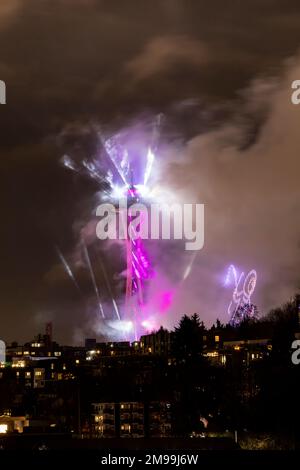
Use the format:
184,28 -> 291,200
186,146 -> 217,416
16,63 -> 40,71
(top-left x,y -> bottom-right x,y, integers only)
75,359 -> 80,364
25,372 -> 31,378
54,351 -> 61,357
215,335 -> 220,343
12,360 -> 25,368
207,351 -> 218,357
0,425 -> 8,434
35,371 -> 42,376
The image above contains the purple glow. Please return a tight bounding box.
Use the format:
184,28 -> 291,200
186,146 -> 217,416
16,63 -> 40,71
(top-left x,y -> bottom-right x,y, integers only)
62,118 -> 169,341
159,290 -> 174,313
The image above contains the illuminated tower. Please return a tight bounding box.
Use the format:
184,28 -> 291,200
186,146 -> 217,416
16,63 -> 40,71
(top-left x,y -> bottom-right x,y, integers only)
125,184 -> 151,339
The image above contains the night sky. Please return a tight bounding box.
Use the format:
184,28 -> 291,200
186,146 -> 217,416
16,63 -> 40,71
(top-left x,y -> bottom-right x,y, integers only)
0,0 -> 300,344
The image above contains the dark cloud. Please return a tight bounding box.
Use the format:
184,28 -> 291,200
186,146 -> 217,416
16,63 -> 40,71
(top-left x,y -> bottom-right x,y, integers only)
160,65 -> 300,327
0,0 -> 300,342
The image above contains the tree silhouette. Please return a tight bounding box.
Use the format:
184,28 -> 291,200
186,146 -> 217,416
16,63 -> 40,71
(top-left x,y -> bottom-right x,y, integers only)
172,313 -> 205,361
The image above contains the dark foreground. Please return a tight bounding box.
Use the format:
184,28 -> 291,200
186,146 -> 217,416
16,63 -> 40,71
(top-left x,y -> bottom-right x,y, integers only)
0,435 -> 298,468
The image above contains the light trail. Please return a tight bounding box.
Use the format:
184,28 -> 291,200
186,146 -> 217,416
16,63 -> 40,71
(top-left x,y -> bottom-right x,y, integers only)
99,257 -> 121,320
55,245 -> 81,294
81,238 -> 105,319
